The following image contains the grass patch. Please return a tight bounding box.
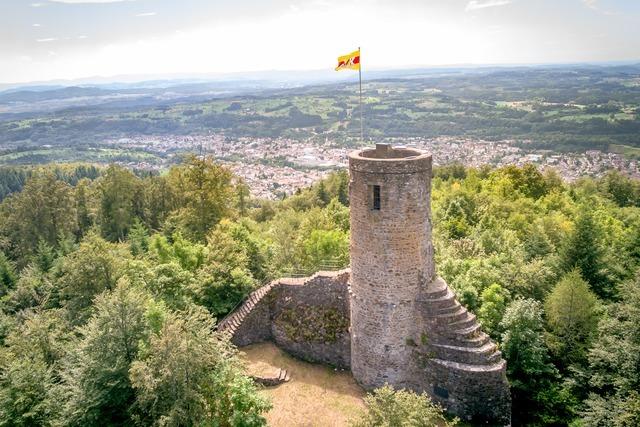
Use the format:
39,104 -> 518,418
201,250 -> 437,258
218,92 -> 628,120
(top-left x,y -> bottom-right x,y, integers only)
241,342 -> 365,426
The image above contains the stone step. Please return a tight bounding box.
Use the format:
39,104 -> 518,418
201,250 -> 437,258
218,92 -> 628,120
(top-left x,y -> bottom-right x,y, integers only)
422,278 -> 449,299
447,313 -> 477,330
448,322 -> 483,341
434,306 -> 468,323
436,301 -> 461,315
216,281 -> 275,335
252,367 -> 290,387
430,358 -> 506,374
418,291 -> 457,311
457,332 -> 491,348
277,368 -> 290,382
420,287 -> 455,302
431,341 -> 498,365
486,350 -> 503,365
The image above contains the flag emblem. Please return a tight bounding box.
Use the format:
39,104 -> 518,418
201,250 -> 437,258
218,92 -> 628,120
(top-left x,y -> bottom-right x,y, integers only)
335,49 -> 360,71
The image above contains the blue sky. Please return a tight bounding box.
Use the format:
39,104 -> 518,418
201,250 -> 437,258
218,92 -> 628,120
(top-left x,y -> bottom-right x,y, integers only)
1,0 -> 639,83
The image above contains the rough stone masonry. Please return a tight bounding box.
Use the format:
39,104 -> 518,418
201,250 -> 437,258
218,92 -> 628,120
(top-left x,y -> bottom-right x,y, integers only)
218,144 -> 511,425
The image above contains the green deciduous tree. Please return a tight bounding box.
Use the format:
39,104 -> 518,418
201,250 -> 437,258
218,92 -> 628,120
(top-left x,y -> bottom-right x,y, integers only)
147,262 -> 193,310
350,384 -> 456,427
0,172 -> 77,264
55,232 -> 129,324
57,279 -> 150,426
215,219 -> 270,282
500,298 -> 567,425
600,170 -> 639,207
478,283 -> 509,338
191,229 -> 256,317
303,229 -> 349,271
3,265 -> 53,314
148,233 -> 207,272
0,309 -> 72,426
166,156 -> 235,241
130,307 -> 270,427
97,165 -> 145,242
545,270 -> 599,368
582,273 -> 640,425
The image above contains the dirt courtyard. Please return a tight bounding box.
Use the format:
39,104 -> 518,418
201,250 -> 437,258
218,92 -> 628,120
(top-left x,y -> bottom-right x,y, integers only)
240,342 -> 366,427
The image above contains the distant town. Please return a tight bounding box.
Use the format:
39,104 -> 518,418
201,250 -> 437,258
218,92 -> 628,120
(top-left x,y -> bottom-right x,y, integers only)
106,134 -> 640,199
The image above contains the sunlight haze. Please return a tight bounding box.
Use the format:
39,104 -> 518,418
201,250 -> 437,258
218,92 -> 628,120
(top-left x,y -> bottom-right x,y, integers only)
2,0 -> 639,83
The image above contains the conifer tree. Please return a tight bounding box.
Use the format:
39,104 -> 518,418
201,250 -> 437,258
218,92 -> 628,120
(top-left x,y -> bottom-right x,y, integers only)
316,180 -> 330,207
0,251 -> 16,296
561,208 -> 612,299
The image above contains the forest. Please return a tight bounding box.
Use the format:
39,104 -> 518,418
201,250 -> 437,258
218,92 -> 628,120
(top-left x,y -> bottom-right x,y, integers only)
0,157 -> 639,426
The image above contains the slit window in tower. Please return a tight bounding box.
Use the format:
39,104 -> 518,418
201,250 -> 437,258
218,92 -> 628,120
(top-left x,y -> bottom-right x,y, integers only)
372,185 -> 381,210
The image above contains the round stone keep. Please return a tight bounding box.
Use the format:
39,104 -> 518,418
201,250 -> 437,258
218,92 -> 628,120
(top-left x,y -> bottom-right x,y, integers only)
349,143 -> 434,389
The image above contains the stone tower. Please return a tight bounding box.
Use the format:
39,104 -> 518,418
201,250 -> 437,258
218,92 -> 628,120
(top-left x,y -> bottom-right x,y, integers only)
349,143 -> 434,388
349,144 -> 511,424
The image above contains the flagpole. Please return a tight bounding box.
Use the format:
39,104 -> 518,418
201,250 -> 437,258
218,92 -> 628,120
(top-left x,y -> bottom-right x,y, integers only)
358,47 -> 363,143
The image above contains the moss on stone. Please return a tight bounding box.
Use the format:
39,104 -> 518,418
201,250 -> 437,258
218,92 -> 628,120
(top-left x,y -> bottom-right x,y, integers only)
421,333 -> 429,345
275,304 -> 349,343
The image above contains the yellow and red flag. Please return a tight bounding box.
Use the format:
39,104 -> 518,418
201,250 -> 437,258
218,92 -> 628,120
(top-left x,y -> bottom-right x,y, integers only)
335,49 -> 360,71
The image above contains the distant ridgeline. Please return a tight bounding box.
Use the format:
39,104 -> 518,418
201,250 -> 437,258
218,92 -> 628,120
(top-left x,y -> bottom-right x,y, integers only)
1,65 -> 639,156
219,145 -> 512,425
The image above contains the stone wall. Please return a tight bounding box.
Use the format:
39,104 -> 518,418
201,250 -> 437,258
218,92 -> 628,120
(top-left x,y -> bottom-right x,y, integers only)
229,296 -> 272,347
271,270 -> 351,368
221,270 -> 351,368
221,268 -> 510,424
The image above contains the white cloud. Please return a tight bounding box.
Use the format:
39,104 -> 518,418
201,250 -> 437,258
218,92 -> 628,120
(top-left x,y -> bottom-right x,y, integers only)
48,0 -> 136,3
465,0 -> 511,11
36,38 -> 58,42
78,35 -> 89,39
32,23 -> 41,27
581,0 -> 617,15
30,3 -> 45,7
135,12 -> 157,17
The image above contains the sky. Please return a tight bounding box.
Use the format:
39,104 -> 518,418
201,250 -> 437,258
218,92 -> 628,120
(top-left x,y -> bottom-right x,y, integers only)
1,0 -> 639,84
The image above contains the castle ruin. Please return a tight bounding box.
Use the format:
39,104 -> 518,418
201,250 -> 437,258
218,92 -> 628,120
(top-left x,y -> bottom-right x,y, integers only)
218,144 -> 511,425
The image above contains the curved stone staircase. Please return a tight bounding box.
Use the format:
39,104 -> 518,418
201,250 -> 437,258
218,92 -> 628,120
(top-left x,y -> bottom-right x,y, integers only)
216,282 -> 275,338
417,277 -> 504,372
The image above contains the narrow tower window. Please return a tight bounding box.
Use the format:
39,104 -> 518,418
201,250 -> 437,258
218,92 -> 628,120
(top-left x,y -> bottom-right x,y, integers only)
372,185 -> 381,210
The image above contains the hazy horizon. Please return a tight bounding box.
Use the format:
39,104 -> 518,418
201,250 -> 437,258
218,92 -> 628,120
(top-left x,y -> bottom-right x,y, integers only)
3,59 -> 640,91
2,0 -> 639,85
